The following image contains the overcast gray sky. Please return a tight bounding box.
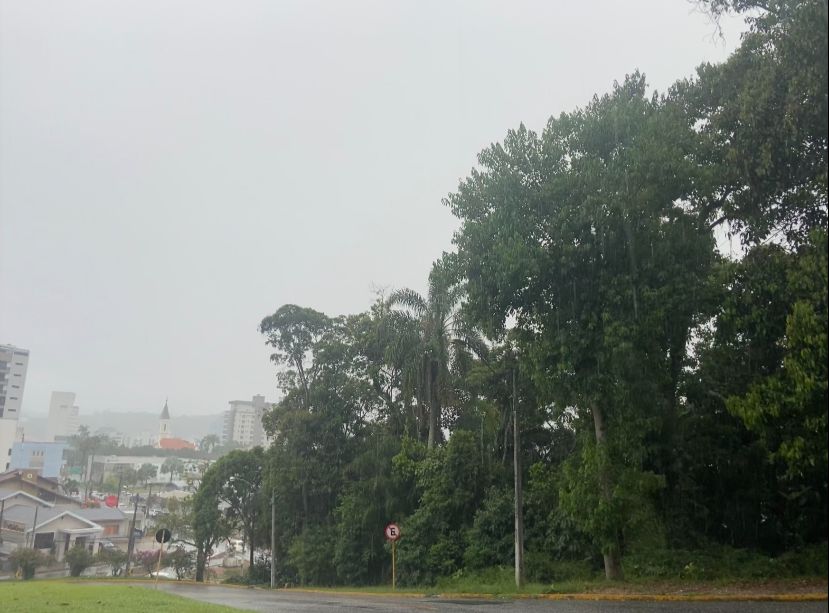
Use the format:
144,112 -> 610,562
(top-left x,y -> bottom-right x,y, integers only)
0,1 -> 746,417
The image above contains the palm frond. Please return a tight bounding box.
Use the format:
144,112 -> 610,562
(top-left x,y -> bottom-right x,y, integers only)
387,288 -> 428,316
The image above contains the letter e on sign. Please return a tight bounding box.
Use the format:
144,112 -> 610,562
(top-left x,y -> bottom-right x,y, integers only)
384,523 -> 401,542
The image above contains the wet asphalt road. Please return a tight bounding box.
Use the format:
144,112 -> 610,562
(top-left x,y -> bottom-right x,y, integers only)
147,582 -> 828,613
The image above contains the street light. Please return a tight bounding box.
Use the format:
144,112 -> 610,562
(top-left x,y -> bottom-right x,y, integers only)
270,489 -> 276,589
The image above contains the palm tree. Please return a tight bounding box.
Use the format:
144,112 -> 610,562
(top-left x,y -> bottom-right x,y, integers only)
161,457 -> 185,484
387,259 -> 480,448
200,434 -> 220,454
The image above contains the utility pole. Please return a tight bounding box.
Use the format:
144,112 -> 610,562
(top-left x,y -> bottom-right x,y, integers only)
270,489 -> 276,589
513,367 -> 524,588
115,470 -> 125,507
124,491 -> 140,575
145,484 -> 154,515
29,505 -> 40,549
84,454 -> 95,501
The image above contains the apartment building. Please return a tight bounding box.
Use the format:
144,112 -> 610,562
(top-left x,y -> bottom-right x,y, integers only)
222,395 -> 272,449
0,344 -> 29,471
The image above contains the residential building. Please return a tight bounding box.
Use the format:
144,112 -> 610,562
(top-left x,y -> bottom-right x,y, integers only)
46,391 -> 81,442
222,395 -> 272,449
0,504 -> 104,560
0,344 -> 29,471
0,468 -> 139,560
10,441 -> 68,479
0,468 -> 77,505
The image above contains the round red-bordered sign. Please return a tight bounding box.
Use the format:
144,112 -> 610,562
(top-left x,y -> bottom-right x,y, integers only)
384,523 -> 401,542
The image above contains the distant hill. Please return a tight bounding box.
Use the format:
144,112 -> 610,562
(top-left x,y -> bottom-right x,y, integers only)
20,411 -> 224,444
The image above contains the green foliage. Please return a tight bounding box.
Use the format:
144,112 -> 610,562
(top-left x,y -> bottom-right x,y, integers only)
195,448 -> 261,579
221,2 -> 829,587
97,548 -> 128,576
726,233 -> 828,481
65,544 -> 94,577
395,431 -> 489,585
10,548 -> 51,580
167,546 -> 195,579
161,457 -> 185,483
463,487 -> 514,569
133,549 -> 166,574
623,543 -> 829,580
137,463 -> 158,484
289,525 -> 338,585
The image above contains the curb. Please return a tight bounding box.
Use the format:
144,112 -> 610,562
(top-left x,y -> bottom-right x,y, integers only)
37,578 -> 829,603
274,588 -> 828,603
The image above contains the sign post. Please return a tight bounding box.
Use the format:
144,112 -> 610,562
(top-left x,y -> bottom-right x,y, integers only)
154,528 -> 171,587
384,523 -> 401,590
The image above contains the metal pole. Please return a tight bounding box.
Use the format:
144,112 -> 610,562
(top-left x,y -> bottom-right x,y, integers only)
29,505 -> 40,549
270,489 -> 276,589
145,483 -> 154,515
124,491 -> 140,575
513,367 -> 524,588
115,470 -> 124,507
0,498 -> 5,544
155,539 -> 164,587
392,540 -> 396,591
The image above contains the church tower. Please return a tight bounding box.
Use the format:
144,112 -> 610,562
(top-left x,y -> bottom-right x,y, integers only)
159,399 -> 171,442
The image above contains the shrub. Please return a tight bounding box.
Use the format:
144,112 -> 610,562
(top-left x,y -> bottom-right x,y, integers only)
288,526 -> 337,585
97,548 -> 128,576
65,544 -> 94,577
623,543 -> 829,580
167,546 -> 195,580
134,549 -> 167,574
10,549 -> 50,580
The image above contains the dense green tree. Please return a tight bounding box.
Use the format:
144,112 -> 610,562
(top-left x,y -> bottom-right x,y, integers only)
690,0 -> 827,246
260,304 -> 332,409
388,258 -> 477,449
161,457 -> 185,483
211,448 -> 265,573
199,434 -> 221,454
137,463 -> 158,485
205,2 -> 829,587
446,72 -> 716,578
191,467 -> 231,581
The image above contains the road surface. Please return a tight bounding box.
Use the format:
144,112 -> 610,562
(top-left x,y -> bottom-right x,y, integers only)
148,583 -> 828,613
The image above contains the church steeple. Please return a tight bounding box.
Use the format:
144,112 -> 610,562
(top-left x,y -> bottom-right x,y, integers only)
159,398 -> 171,442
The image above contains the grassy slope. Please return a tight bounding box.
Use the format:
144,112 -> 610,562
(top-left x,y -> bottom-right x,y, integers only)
0,582 -> 240,613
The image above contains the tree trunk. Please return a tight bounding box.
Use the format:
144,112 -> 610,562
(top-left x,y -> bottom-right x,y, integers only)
301,481 -> 309,529
195,547 -> 206,582
248,527 -> 255,575
591,402 -> 624,580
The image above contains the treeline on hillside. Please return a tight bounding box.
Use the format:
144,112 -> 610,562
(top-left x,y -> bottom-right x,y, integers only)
189,0 -> 827,586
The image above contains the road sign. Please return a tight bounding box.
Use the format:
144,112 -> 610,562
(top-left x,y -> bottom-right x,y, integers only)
384,523 -> 401,542
384,523 -> 401,590
155,528 -> 172,544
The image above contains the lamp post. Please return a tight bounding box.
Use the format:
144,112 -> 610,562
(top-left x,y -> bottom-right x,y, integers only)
270,489 -> 276,589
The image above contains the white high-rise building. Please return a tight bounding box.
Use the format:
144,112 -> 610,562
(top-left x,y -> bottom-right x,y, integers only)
1,344 -> 29,471
223,395 -> 272,449
46,391 -> 81,442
